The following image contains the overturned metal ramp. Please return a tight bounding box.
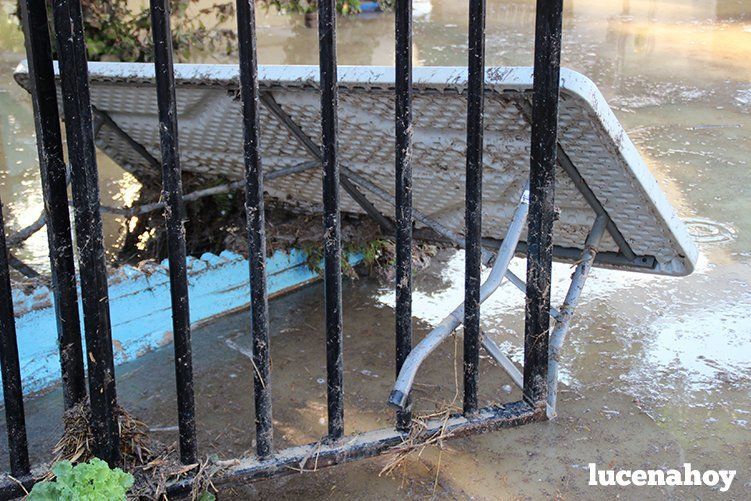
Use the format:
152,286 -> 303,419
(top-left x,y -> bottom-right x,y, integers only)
15,63 -> 698,276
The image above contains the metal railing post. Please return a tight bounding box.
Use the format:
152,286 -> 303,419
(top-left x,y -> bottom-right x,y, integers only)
318,0 -> 345,441
523,0 -> 564,408
149,0 -> 198,465
464,0 -> 487,416
0,198 -> 30,477
50,0 -> 120,464
18,0 -> 86,410
394,0 -> 413,432
236,0 -> 274,458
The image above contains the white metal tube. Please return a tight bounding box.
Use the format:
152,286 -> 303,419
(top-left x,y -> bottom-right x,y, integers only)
546,215 -> 607,418
480,334 -> 523,388
388,185 -> 530,409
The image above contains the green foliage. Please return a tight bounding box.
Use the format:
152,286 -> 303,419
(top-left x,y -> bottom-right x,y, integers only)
13,0 -> 236,62
359,238 -> 394,268
198,491 -> 217,501
81,0 -> 236,62
259,0 -> 358,15
303,238 -> 393,278
28,459 -> 134,501
259,0 -> 393,15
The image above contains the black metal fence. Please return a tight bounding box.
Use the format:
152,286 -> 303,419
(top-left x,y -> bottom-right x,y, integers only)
1,0 -> 563,496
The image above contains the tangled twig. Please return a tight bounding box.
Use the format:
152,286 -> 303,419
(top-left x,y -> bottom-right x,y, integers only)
380,334 -> 462,487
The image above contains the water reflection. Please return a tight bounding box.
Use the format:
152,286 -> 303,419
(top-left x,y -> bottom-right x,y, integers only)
0,65 -> 48,269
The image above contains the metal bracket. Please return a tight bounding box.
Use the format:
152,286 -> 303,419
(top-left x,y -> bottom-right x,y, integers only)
92,107 -> 161,171
389,184 -> 531,409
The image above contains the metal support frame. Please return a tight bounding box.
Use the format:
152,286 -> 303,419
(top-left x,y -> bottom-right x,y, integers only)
515,99 -> 637,263
390,213 -> 605,414
92,107 -> 162,175
259,92 -> 394,234
163,400 -> 543,498
339,170 -> 559,319
389,184 -> 529,409
547,215 -> 606,417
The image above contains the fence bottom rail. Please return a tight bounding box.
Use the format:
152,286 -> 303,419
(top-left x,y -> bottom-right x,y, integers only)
0,400 -> 542,499
167,400 -> 542,497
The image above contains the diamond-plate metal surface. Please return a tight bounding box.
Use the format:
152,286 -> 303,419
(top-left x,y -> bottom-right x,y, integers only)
13,63 -> 696,276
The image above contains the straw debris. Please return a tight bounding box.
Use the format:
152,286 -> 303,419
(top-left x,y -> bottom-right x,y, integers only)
47,401 -> 225,500
379,405 -> 459,478
130,450 -> 225,500
51,402 -> 152,471
380,333 -> 462,490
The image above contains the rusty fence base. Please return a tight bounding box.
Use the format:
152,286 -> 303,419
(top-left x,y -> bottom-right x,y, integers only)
167,400 -> 543,497
0,400 -> 542,499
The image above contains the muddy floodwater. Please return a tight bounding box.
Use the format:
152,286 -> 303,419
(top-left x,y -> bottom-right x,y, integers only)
1,0 -> 751,499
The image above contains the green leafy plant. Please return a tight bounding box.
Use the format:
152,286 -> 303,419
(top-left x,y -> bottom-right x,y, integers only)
259,0 -> 393,15
259,0 -> 359,15
84,0 -> 237,62
28,458 -> 134,501
15,0 -> 236,62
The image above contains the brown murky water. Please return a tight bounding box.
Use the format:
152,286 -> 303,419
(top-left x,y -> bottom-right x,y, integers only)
1,0 -> 750,499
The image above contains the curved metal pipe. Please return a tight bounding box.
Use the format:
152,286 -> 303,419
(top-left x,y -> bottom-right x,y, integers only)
388,185 -> 530,409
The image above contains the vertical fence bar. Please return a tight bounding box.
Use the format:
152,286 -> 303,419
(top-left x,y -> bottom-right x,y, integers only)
19,0 -> 86,410
150,0 -> 197,465
0,199 -> 30,477
394,0 -> 413,432
236,0 -> 274,458
463,0 -> 486,416
318,0 -> 344,440
523,0 -> 564,407
50,0 -> 120,465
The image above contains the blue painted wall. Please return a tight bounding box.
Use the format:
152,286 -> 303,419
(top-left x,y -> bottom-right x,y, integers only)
7,249 -> 361,397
